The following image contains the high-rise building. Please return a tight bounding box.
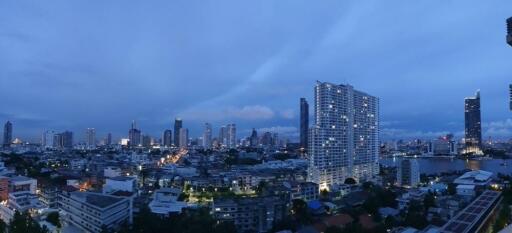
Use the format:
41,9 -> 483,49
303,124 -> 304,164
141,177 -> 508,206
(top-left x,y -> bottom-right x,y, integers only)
249,128 -> 258,147
396,159 -> 420,188
174,118 -> 182,147
163,130 -> 172,147
85,128 -> 96,149
142,134 -> 152,147
219,126 -> 227,146
42,130 -> 56,149
128,121 -> 141,147
226,124 -> 236,149
55,131 -> 73,149
308,81 -> 379,189
106,133 -> 112,145
202,123 -> 212,149
179,128 -> 188,149
300,98 -> 309,149
464,90 -> 482,154
507,17 -> 512,46
2,121 -> 12,148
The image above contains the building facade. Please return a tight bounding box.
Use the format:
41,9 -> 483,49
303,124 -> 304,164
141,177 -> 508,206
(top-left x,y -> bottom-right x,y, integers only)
396,159 -> 420,188
173,118 -> 182,147
85,128 -> 96,149
507,17 -> 512,46
128,121 -> 141,147
464,90 -> 482,154
308,82 -> 379,189
227,123 -> 237,149
2,121 -> 12,148
202,123 -> 212,149
179,128 -> 188,149
300,98 -> 309,150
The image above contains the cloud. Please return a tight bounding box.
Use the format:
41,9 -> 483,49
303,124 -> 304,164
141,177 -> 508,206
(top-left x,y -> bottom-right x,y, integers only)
178,105 -> 275,121
279,109 -> 295,119
483,119 -> 512,137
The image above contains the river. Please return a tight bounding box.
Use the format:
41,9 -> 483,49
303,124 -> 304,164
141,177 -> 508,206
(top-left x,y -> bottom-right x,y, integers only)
379,157 -> 512,176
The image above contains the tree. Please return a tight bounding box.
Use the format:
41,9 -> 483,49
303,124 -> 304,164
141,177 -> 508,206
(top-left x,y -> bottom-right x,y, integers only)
0,219 -> 6,233
9,211 -> 48,233
292,199 -> 312,225
423,191 -> 436,210
46,211 -> 61,228
325,225 -> 343,233
344,178 -> 356,185
447,183 -> 456,195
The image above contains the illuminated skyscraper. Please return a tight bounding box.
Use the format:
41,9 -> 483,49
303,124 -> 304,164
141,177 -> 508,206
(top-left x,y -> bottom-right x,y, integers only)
128,121 -> 141,147
85,128 -> 96,149
464,90 -> 482,154
308,81 -> 379,189
2,121 -> 12,148
300,98 -> 309,150
202,123 -> 212,149
174,118 -> 182,147
507,17 -> 512,46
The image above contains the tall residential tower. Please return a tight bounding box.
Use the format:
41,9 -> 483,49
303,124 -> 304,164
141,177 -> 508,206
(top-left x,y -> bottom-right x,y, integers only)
308,82 -> 379,189
174,118 -> 183,147
202,123 -> 212,149
2,121 -> 12,148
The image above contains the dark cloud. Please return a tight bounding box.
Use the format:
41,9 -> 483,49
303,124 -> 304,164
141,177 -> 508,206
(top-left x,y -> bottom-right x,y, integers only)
0,0 -> 511,142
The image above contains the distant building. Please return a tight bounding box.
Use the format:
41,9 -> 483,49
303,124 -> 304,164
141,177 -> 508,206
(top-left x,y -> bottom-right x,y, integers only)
103,176 -> 136,193
428,135 -> 457,156
308,82 -> 379,189
128,121 -> 141,147
300,98 -> 309,149
396,159 -> 420,188
507,17 -> 512,46
454,170 -> 492,186
42,130 -> 56,149
179,128 -> 188,149
227,123 -> 236,148
85,128 -> 96,149
202,123 -> 212,149
174,118 -> 183,147
141,134 -> 152,147
106,133 -> 112,145
55,131 -> 73,149
464,90 -> 482,154
219,125 -> 227,146
148,188 -> 188,215
249,128 -> 258,147
163,129 -> 172,147
59,191 -> 132,233
2,121 -> 12,148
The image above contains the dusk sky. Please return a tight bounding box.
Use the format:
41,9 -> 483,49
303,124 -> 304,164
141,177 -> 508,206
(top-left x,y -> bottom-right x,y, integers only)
1,1 -> 511,142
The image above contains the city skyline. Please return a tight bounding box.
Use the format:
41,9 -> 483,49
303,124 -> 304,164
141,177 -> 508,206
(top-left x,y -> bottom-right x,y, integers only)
1,1 -> 512,141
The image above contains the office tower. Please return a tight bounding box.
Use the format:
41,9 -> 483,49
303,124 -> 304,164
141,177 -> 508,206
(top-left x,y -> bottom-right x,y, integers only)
163,130 -> 172,147
226,124 -> 237,149
42,130 -> 56,149
396,159 -> 420,188
308,81 -> 379,189
464,90 -> 482,154
179,128 -> 188,149
300,98 -> 309,149
3,121 -> 12,148
106,133 -> 112,145
219,126 -> 227,146
128,121 -> 141,147
142,134 -> 152,147
174,118 -> 183,147
507,17 -> 512,46
202,123 -> 212,149
249,128 -> 258,147
55,131 -> 73,149
85,128 -> 96,149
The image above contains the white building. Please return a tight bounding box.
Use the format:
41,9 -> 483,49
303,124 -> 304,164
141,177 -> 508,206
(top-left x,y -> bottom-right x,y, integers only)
454,170 -> 492,186
396,159 -> 420,188
85,128 -> 96,149
104,176 -> 136,194
59,191 -> 132,233
202,123 -> 212,149
308,82 -> 379,189
227,123 -> 237,149
104,166 -> 122,178
148,188 -> 188,215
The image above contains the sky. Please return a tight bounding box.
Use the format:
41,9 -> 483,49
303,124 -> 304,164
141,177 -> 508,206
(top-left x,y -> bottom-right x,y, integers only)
1,1 -> 512,143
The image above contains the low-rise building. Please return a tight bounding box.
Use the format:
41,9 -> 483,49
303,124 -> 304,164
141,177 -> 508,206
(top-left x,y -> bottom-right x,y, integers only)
148,188 -> 188,215
59,191 -> 132,233
283,181 -> 319,201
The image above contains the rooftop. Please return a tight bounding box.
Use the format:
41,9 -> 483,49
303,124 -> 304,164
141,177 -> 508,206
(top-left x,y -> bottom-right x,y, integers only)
71,192 -> 126,209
